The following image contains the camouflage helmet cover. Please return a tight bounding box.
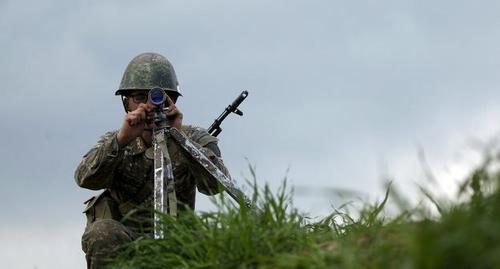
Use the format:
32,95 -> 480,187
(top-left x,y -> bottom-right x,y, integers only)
115,52 -> 182,96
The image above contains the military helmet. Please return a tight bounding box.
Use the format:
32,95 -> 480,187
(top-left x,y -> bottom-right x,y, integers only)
115,52 -> 182,97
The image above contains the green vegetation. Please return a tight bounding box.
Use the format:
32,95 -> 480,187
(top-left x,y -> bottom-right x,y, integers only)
111,157 -> 500,269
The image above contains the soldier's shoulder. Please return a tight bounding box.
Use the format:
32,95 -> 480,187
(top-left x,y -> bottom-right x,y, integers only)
99,130 -> 119,140
81,130 -> 119,158
181,125 -> 210,138
90,130 -> 119,148
103,129 -> 119,136
181,125 -> 218,146
181,125 -> 206,134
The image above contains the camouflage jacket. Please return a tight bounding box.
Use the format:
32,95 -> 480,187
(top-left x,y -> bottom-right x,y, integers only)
75,125 -> 228,220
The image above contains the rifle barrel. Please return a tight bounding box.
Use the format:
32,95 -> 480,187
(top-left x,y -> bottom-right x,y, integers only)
208,90 -> 249,137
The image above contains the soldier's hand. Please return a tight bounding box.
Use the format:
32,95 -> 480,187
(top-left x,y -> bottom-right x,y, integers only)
117,103 -> 153,147
164,95 -> 183,130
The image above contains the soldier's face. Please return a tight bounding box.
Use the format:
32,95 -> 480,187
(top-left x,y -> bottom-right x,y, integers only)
123,90 -> 178,112
123,90 -> 149,112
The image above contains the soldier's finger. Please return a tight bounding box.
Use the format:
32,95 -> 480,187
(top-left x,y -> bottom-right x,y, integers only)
136,104 -> 147,113
128,117 -> 139,126
134,107 -> 146,118
165,95 -> 175,107
129,112 -> 145,125
125,113 -> 136,123
163,106 -> 174,113
138,109 -> 146,120
166,109 -> 182,118
126,117 -> 134,126
128,112 -> 141,123
165,107 -> 179,117
141,103 -> 155,113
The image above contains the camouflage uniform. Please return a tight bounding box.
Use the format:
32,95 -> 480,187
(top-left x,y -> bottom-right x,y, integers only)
75,125 -> 228,269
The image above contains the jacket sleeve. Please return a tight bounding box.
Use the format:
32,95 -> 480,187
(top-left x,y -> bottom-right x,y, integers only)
182,127 -> 231,195
74,131 -> 124,190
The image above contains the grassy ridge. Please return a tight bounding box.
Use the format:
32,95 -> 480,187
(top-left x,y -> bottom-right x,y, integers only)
111,159 -> 500,269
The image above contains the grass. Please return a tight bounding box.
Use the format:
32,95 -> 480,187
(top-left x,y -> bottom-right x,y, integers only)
110,155 -> 500,269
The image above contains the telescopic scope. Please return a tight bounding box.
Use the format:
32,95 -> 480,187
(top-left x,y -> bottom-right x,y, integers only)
149,87 -> 166,106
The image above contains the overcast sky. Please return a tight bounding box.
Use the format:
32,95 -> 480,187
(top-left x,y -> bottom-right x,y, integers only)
1,0 -> 500,268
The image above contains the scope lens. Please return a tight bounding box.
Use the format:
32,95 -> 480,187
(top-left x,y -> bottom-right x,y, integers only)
149,88 -> 166,105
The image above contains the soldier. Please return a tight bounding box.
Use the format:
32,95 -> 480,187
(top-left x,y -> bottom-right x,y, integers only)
75,52 -> 229,269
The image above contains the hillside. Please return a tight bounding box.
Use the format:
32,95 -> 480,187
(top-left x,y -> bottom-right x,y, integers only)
111,157 -> 500,269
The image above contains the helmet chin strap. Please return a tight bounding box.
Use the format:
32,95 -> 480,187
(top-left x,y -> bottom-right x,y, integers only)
121,95 -> 129,113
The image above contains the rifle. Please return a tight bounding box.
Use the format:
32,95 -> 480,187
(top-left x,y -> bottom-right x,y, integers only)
208,90 -> 248,137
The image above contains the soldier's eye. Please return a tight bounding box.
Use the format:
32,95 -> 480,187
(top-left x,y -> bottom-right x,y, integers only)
131,95 -> 148,104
